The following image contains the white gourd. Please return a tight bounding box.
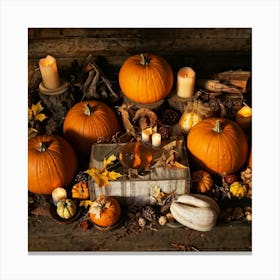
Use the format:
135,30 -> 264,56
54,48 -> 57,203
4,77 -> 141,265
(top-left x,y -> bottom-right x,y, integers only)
170,194 -> 220,231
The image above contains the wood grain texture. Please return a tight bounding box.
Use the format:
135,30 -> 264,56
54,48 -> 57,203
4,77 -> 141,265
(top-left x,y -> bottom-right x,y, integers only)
28,28 -> 251,89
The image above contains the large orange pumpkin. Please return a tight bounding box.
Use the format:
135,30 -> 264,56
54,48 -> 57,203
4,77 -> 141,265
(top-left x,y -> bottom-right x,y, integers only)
187,118 -> 248,175
248,148 -> 252,168
119,53 -> 174,104
63,100 -> 119,156
28,134 -> 78,194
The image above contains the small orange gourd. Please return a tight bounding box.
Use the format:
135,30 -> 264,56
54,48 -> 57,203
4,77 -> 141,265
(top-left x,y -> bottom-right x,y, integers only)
119,53 -> 174,104
192,170 -> 214,193
71,182 -> 89,199
89,195 -> 121,227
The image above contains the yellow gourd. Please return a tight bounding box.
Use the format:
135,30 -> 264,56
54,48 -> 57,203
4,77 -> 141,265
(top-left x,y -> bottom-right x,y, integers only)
229,182 -> 247,198
179,111 -> 201,133
57,199 -> 77,219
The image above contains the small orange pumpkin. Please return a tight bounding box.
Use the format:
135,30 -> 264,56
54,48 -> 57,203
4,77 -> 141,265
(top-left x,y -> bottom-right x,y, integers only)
63,100 -> 120,156
89,195 -> 121,227
71,182 -> 89,199
28,135 -> 78,194
119,53 -> 174,104
187,118 -> 248,175
192,170 -> 214,193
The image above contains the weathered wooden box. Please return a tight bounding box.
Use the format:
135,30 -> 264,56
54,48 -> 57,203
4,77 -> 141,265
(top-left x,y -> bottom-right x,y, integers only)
88,139 -> 191,206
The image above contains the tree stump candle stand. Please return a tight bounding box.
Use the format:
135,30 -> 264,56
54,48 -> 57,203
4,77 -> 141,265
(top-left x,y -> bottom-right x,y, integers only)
39,80 -> 74,134
167,90 -> 198,113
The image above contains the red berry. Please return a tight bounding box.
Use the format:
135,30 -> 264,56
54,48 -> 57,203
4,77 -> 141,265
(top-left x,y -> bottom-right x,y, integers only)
225,174 -> 238,185
79,220 -> 89,230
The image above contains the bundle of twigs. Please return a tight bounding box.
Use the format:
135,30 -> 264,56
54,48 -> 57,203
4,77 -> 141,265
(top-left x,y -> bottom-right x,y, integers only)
71,55 -> 121,103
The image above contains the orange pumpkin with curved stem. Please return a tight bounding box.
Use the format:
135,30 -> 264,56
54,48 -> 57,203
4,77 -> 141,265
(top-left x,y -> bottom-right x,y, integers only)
187,118 -> 248,175
28,135 -> 78,194
119,53 -> 174,104
63,100 -> 120,156
89,195 -> 121,227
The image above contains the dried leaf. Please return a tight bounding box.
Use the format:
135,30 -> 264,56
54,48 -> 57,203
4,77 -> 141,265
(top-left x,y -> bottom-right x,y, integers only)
151,185 -> 163,199
35,113 -> 47,122
79,200 -> 93,208
28,107 -> 33,121
85,168 -> 107,188
105,200 -> 112,209
162,140 -> 183,151
133,108 -> 158,128
28,101 -> 47,122
117,103 -> 136,136
106,170 -> 122,181
151,185 -> 175,205
85,160 -> 122,188
89,203 -> 102,219
169,161 -> 188,169
103,154 -> 117,167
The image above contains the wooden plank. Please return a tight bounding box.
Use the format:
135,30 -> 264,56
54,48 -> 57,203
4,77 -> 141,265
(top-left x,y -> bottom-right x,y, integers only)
29,28 -> 251,39
28,37 -> 251,59
28,215 -> 252,252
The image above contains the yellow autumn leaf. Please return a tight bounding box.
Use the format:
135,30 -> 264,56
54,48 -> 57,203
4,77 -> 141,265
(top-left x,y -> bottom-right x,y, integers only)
107,170 -> 122,181
28,101 -> 47,122
84,167 -> 99,178
79,200 -> 93,208
31,101 -> 44,114
35,113 -> 47,122
28,107 -> 33,121
103,154 -> 117,168
96,172 -> 111,188
85,164 -> 122,188
85,168 -> 103,187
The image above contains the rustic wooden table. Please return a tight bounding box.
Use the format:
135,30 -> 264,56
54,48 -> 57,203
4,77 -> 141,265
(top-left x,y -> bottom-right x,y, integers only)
28,210 -> 251,252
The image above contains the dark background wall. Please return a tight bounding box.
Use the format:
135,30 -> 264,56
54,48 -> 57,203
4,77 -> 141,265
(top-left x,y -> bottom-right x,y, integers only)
28,28 -> 251,79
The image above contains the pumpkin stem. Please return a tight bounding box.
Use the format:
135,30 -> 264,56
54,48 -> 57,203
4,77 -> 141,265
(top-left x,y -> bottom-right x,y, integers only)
140,54 -> 150,66
213,119 -> 222,133
37,141 -> 49,152
84,102 -> 96,116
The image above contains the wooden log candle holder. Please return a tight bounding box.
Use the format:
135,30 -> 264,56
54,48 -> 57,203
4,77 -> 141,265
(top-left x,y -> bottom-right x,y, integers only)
39,80 -> 74,134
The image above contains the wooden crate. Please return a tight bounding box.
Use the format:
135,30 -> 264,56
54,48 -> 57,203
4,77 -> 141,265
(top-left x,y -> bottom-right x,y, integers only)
88,139 -> 191,206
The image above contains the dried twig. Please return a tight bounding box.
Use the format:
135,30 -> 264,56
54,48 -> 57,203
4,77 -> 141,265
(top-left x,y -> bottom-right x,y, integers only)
117,103 -> 136,137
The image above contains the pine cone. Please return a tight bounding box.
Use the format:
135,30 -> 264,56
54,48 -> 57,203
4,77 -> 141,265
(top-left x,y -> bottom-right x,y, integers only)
142,205 -> 158,222
161,109 -> 180,125
158,125 -> 171,140
75,171 -> 88,183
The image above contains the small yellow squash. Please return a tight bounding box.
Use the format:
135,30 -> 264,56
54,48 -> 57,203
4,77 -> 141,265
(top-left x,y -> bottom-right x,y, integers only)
179,111 -> 201,134
229,182 -> 247,198
57,199 -> 77,219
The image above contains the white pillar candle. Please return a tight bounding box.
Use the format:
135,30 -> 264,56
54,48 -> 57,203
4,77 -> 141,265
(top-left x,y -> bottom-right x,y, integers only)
177,67 -> 196,98
152,133 -> 161,147
52,187 -> 67,206
142,129 -> 151,143
39,55 -> 61,89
